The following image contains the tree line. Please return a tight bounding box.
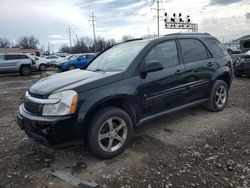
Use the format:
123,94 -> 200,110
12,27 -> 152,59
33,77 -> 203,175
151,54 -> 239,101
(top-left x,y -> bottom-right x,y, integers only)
0,34 -> 153,53
59,35 -> 136,53
0,35 -> 39,49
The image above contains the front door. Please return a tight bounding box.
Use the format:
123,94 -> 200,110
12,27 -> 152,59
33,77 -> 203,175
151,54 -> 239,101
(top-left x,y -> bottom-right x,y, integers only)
139,40 -> 187,118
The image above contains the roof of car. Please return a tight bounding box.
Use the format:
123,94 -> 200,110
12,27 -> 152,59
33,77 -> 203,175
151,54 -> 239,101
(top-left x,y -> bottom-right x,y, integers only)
122,32 -> 213,45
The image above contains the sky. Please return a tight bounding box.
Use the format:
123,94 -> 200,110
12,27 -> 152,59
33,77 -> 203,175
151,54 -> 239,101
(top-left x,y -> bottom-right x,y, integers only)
0,0 -> 249,51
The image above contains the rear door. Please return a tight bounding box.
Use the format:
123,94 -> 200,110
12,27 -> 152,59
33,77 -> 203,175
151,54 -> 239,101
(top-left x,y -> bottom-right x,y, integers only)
140,40 -> 187,117
2,54 -> 20,72
178,38 -> 216,102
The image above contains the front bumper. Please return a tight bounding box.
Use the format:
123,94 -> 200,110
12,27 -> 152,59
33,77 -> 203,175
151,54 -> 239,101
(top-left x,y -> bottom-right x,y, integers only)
17,105 -> 81,147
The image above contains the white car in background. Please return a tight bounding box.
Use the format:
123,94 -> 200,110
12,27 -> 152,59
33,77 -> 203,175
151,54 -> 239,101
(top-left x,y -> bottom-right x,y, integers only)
55,54 -> 75,66
44,55 -> 63,65
34,57 -> 51,71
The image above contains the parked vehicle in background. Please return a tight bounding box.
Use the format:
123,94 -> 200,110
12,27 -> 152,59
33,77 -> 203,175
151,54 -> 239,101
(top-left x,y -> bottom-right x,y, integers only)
17,33 -> 233,159
57,53 -> 96,71
227,47 -> 241,55
55,54 -> 75,66
234,50 -> 250,77
34,57 -> 51,71
44,55 -> 63,65
0,54 -> 34,75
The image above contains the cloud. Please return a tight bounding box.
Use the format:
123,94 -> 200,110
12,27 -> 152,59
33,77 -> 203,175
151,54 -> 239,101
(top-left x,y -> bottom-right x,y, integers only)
49,35 -> 64,39
209,0 -> 243,6
246,12 -> 250,19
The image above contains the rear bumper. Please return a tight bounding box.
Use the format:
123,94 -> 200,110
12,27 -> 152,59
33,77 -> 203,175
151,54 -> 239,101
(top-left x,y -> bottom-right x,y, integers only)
17,105 -> 82,147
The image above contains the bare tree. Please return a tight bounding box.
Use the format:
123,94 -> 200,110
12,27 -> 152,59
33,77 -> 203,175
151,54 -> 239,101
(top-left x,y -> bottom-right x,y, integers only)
60,36 -> 116,53
18,35 -> 39,49
0,38 -> 10,48
121,35 -> 134,42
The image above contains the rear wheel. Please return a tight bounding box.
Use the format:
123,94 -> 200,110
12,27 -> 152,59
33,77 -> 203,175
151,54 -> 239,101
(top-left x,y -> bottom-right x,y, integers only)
206,80 -> 229,112
20,66 -> 31,76
39,64 -> 47,71
87,107 -> 133,159
234,70 -> 242,77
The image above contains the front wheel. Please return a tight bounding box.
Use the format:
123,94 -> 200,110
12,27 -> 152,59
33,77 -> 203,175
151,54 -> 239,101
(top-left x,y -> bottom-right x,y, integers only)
87,107 -> 133,159
39,64 -> 47,71
20,66 -> 31,76
206,80 -> 229,112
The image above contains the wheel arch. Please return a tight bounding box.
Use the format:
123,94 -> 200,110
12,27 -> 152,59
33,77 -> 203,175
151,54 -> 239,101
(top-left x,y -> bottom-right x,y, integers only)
212,67 -> 232,89
77,95 -> 138,144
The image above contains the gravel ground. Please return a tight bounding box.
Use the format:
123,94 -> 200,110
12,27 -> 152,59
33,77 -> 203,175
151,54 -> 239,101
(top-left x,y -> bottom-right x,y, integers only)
0,71 -> 249,188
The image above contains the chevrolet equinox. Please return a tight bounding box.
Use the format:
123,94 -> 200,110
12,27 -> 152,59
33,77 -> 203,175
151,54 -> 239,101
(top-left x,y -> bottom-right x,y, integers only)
17,33 -> 233,159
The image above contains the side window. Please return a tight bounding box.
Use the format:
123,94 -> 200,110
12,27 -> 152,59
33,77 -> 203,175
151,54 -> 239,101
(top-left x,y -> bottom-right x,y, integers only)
145,40 -> 179,67
0,55 -> 4,61
179,39 -> 209,63
78,55 -> 86,60
20,55 -> 29,59
87,55 -> 94,59
204,39 -> 228,58
5,55 -> 17,60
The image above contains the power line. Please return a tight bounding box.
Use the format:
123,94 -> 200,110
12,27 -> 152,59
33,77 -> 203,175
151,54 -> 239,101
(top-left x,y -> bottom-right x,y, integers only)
152,0 -> 164,37
89,12 -> 97,52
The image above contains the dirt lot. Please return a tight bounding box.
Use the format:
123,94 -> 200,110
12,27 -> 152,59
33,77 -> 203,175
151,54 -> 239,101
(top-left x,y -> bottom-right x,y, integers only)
0,71 -> 250,188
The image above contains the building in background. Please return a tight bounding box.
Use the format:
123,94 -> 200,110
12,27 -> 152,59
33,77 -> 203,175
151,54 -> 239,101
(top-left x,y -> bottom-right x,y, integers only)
0,48 -> 42,56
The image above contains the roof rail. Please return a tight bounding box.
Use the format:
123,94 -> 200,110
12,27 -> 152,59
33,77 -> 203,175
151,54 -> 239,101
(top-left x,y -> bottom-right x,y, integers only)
124,38 -> 143,42
164,32 -> 211,37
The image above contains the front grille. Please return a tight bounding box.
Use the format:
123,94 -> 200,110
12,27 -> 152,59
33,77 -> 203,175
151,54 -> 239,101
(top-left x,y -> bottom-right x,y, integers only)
24,99 -> 43,115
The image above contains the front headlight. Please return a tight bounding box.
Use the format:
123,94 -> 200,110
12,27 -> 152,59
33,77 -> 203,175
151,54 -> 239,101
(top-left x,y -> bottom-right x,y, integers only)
42,90 -> 78,116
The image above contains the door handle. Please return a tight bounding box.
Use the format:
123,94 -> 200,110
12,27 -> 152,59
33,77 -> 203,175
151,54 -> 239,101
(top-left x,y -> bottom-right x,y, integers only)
207,62 -> 214,67
175,69 -> 183,75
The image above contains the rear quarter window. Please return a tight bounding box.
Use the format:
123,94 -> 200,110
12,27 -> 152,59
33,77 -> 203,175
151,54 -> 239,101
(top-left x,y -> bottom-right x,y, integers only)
204,38 -> 228,58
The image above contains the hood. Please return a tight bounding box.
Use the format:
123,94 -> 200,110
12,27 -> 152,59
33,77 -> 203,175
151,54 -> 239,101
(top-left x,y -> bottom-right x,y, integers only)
29,69 -> 122,96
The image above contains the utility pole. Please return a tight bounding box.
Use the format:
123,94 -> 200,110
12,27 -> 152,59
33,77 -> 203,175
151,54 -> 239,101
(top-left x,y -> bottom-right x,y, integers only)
68,26 -> 73,49
89,12 -> 97,52
147,27 -> 150,37
152,0 -> 164,37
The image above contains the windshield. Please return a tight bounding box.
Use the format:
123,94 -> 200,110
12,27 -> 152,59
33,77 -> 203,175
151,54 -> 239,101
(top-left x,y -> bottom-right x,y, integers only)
69,55 -> 80,60
87,41 -> 148,72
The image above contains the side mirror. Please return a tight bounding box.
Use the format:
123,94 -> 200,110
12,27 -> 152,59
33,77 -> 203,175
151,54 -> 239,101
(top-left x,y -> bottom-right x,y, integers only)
141,60 -> 163,74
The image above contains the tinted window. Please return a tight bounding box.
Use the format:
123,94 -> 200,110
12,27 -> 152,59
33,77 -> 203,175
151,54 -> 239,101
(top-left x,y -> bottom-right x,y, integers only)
145,40 -> 179,67
179,39 -> 209,63
5,55 -> 17,60
87,55 -> 95,59
20,55 -> 29,59
204,39 -> 228,58
78,55 -> 86,60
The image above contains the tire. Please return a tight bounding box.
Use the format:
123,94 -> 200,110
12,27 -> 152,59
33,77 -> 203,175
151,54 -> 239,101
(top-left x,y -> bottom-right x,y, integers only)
39,64 -> 47,71
87,107 -> 133,159
234,70 -> 242,77
69,64 -> 76,70
20,66 -> 31,76
206,80 -> 229,112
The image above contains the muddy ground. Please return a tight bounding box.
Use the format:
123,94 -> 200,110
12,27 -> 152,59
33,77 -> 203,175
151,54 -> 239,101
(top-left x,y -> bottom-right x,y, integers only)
0,70 -> 249,188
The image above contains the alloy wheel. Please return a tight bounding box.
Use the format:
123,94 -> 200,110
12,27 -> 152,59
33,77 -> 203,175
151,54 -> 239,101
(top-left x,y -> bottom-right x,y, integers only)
98,117 -> 128,152
215,85 -> 227,108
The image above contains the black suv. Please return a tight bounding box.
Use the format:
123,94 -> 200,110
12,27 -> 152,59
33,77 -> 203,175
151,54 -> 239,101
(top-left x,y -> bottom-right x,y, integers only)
17,33 -> 233,159
234,51 -> 250,77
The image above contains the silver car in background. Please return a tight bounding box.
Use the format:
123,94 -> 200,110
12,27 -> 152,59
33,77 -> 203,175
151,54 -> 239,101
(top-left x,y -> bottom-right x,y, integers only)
0,54 -> 33,75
